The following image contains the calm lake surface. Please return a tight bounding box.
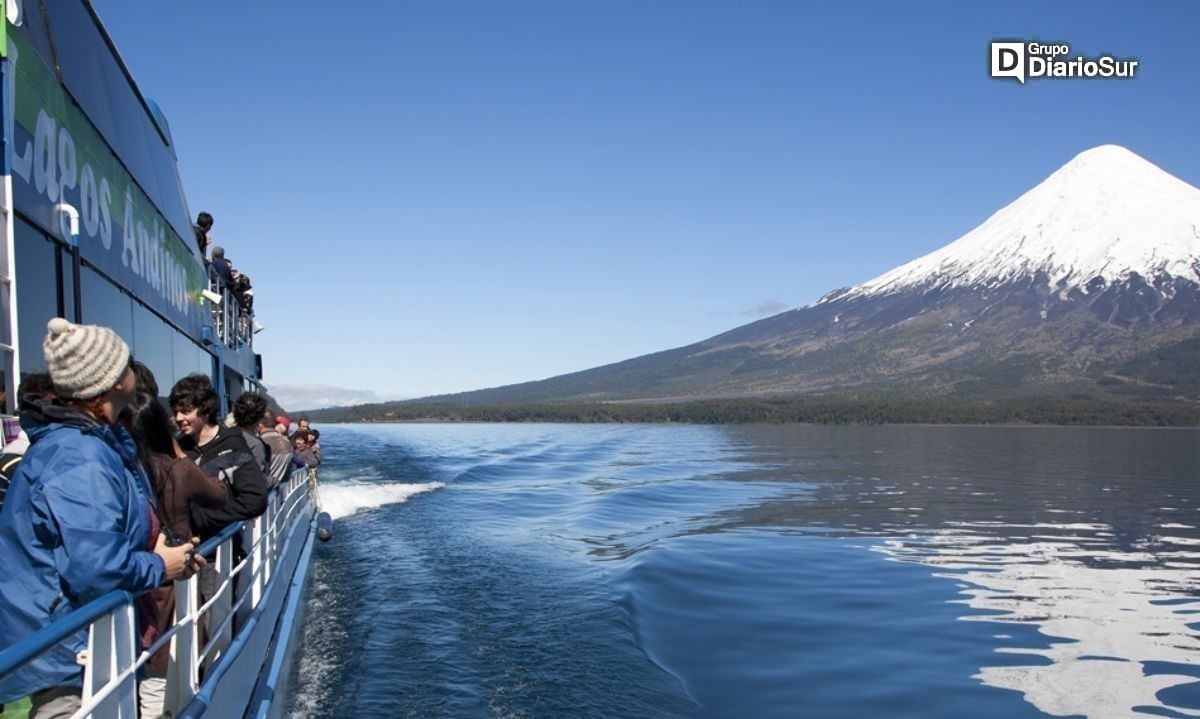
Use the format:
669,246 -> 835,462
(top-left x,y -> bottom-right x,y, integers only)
285,424 -> 1200,718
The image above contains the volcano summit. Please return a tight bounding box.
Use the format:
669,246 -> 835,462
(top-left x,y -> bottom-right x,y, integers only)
829,145 -> 1200,303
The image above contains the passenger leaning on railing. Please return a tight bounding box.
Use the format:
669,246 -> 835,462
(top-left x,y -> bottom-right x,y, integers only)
124,391 -> 229,719
290,416 -> 311,438
232,393 -> 270,477
209,246 -> 234,290
0,319 -> 203,719
309,428 -> 322,464
291,431 -> 320,469
193,211 -> 213,263
168,375 -> 268,540
230,269 -> 252,311
258,411 -> 294,488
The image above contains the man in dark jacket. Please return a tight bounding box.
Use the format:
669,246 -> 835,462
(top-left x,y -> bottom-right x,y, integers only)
232,393 -> 269,475
193,211 -> 213,261
169,375 -> 268,539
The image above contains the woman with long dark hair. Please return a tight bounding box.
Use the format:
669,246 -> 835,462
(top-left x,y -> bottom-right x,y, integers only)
125,391 -> 228,719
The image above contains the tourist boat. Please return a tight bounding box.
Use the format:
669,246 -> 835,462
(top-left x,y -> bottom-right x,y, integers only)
0,1 -> 322,716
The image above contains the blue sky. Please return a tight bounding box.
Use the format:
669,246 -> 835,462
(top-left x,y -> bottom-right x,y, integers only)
94,0 -> 1200,400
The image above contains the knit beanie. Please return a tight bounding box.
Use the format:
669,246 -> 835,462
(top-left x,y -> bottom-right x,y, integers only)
43,318 -> 131,400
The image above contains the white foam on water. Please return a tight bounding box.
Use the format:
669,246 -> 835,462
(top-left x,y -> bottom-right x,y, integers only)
320,481 -> 444,519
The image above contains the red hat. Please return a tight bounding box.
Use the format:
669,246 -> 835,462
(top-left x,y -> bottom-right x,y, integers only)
276,415 -> 291,431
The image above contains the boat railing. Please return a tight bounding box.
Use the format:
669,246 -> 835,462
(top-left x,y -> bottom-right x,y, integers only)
0,466 -> 317,718
207,268 -> 255,351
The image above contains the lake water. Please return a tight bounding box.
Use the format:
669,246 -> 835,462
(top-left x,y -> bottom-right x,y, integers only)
285,424 -> 1200,718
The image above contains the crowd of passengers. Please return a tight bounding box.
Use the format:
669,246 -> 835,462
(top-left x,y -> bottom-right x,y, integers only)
193,211 -> 253,313
0,319 -> 321,719
194,212 -> 255,349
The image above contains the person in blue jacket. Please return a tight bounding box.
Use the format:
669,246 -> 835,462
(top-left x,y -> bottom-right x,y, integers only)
0,319 -> 203,718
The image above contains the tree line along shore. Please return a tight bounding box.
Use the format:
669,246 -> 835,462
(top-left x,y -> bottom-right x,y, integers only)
307,394 -> 1200,427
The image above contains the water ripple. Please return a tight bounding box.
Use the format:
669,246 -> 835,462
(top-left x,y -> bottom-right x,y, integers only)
287,423 -> 1200,719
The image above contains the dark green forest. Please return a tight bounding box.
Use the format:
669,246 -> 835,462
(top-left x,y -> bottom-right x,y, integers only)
308,393 -> 1200,427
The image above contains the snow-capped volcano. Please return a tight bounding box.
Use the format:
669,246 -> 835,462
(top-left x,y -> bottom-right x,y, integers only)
827,145 -> 1200,303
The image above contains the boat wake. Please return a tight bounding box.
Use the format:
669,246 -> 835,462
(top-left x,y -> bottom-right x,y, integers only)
320,481 -> 444,519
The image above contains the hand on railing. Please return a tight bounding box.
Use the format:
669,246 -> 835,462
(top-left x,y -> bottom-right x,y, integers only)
155,533 -> 206,582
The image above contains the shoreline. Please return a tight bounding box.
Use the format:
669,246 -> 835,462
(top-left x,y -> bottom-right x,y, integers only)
302,394 -> 1200,428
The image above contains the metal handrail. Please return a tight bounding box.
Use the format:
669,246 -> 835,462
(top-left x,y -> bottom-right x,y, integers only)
0,591 -> 133,683
206,269 -> 255,352
194,510 -> 245,558
190,478 -> 308,667
175,510 -> 310,719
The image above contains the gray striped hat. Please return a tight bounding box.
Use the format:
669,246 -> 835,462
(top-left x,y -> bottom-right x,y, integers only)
43,318 -> 131,400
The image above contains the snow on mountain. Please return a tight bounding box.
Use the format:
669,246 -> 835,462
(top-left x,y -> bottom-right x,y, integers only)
825,145 -> 1200,304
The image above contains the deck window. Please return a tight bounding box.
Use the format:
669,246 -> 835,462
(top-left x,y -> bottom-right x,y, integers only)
14,219 -> 58,375
172,332 -> 213,387
80,266 -> 134,345
132,303 -> 174,399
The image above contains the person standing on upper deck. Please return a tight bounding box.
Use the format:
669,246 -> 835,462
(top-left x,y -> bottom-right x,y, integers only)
193,211 -> 213,261
169,375 -> 268,541
0,319 -> 202,718
209,246 -> 235,290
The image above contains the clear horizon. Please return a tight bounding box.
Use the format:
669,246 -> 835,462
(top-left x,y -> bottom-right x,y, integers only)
94,1 -> 1200,400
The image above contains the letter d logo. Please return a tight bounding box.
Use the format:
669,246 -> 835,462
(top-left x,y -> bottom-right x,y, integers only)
990,41 -> 1025,83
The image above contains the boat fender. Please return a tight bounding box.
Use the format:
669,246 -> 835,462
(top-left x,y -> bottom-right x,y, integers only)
317,512 -> 334,542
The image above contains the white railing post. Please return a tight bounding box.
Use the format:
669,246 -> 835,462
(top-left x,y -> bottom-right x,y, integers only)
236,520 -> 258,629
260,501 -> 272,590
262,498 -> 274,588
112,603 -> 138,718
84,612 -> 112,709
84,601 -> 138,718
270,495 -> 280,562
166,574 -> 200,715
205,537 -> 234,673
252,514 -> 267,604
